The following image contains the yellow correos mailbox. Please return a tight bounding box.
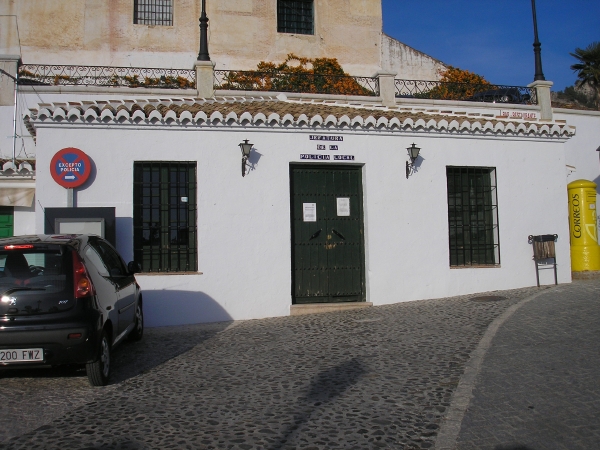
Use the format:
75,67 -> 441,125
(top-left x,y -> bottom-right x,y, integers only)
567,179 -> 600,272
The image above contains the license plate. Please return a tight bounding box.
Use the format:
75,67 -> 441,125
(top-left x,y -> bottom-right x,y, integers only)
0,348 -> 44,364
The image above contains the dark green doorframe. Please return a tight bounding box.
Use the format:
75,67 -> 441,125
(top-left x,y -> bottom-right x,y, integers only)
290,164 -> 366,304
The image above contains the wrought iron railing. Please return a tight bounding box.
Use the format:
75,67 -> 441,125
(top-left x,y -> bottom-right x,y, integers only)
15,64 -> 535,106
395,79 -> 537,105
214,70 -> 379,97
17,64 -> 196,89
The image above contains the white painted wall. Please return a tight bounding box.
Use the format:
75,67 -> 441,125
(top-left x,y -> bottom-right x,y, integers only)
32,119 -> 572,326
558,109 -> 600,185
556,109 -> 600,232
14,205 -> 35,235
381,34 -> 447,81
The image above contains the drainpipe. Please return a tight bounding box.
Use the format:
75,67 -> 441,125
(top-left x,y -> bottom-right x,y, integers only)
0,56 -> 20,166
12,70 -> 17,168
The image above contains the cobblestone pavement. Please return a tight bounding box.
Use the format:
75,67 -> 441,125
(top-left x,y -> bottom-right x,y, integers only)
453,279 -> 600,450
0,282 -> 595,449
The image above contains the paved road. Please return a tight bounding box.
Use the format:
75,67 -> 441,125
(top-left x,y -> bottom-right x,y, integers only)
452,280 -> 600,450
0,280 -> 598,449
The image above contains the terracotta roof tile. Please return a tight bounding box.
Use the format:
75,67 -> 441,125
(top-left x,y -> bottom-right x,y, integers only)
24,97 -> 575,139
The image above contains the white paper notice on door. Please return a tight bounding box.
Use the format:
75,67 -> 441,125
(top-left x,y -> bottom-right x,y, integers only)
303,203 -> 317,222
337,198 -> 350,216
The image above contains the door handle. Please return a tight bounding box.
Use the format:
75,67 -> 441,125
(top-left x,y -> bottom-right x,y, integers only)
309,229 -> 322,240
332,229 -> 346,240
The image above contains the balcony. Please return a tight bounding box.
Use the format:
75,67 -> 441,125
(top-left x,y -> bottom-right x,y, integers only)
17,64 -> 537,106
214,70 -> 380,97
18,65 -> 195,90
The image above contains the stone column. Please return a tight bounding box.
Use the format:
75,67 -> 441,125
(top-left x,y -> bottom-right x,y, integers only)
376,71 -> 397,108
0,55 -> 20,106
195,60 -> 215,98
528,80 -> 553,121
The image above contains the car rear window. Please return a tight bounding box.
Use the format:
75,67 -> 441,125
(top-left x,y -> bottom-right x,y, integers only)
0,246 -> 68,294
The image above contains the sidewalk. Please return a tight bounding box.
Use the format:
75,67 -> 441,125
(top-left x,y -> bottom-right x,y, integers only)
0,280 -> 598,449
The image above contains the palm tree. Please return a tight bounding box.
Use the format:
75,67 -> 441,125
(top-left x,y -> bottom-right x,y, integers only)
570,42 -> 600,108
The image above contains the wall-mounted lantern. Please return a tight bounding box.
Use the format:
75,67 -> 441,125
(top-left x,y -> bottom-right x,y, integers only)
406,143 -> 421,179
239,139 -> 253,177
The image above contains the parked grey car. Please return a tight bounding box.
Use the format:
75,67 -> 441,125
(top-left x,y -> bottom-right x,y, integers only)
0,234 -> 142,386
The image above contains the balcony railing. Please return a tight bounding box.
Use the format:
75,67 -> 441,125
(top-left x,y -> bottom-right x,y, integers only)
17,65 -> 196,90
395,79 -> 537,105
15,64 -> 538,106
214,70 -> 379,97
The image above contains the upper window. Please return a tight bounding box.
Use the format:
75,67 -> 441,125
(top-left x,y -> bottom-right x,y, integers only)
133,162 -> 198,273
446,167 -> 500,267
278,0 -> 314,35
134,0 -> 173,26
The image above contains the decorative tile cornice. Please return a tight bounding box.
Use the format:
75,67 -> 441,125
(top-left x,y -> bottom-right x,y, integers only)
24,96 -> 575,139
0,159 -> 36,178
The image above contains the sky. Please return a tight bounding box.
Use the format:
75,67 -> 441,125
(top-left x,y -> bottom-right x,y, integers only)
381,0 -> 599,91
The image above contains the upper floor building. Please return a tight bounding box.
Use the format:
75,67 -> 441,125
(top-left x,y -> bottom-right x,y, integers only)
0,0 -> 445,80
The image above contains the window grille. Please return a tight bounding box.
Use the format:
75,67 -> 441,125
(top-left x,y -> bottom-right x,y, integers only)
133,162 -> 197,272
134,0 -> 173,26
277,0 -> 314,35
446,167 -> 500,267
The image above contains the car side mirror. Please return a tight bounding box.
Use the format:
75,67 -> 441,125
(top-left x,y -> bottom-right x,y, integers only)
127,261 -> 142,274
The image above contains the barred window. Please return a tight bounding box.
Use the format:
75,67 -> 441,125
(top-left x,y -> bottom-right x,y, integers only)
277,0 -> 314,35
133,162 -> 197,273
446,167 -> 500,267
134,0 -> 173,26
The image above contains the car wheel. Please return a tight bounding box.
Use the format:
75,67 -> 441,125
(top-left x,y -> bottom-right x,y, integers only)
129,303 -> 144,341
86,330 -> 111,386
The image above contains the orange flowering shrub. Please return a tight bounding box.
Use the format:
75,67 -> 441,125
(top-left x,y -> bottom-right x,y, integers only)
220,54 -> 375,96
419,66 -> 491,100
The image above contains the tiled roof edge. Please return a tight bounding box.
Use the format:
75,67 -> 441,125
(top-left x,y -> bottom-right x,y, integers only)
24,97 -> 575,139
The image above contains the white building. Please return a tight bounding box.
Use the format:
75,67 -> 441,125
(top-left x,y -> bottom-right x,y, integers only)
1,0 -> 599,326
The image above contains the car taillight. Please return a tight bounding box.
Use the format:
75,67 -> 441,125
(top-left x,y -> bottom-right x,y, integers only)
4,244 -> 34,250
72,251 -> 95,299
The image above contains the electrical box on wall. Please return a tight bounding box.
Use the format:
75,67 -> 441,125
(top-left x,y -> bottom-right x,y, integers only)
44,207 -> 116,246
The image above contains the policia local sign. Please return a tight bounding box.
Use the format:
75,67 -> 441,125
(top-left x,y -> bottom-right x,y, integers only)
50,148 -> 92,188
302,134 -> 355,161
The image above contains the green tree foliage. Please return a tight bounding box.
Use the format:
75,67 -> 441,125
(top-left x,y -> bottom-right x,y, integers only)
554,85 -> 597,110
570,41 -> 600,107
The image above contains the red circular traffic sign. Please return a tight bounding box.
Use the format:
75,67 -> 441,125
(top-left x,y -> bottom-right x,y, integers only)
50,148 -> 92,188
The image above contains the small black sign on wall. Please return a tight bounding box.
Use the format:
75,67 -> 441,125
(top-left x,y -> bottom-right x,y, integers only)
44,207 -> 116,247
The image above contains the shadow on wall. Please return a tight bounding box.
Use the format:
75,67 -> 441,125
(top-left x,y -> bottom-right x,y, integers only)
247,148 -> 263,175
143,290 -> 233,327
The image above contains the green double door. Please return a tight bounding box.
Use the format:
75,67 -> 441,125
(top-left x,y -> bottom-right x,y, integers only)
290,165 -> 366,304
0,207 -> 14,238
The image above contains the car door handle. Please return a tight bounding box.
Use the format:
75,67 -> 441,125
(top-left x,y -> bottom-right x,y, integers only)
332,229 -> 346,240
309,229 -> 322,240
